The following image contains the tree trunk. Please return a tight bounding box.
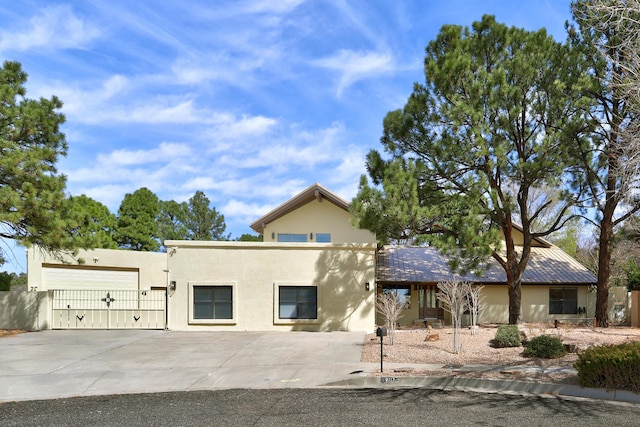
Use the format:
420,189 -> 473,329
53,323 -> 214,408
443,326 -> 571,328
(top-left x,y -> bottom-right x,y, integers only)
596,212 -> 614,328
502,223 -> 525,325
508,278 -> 522,324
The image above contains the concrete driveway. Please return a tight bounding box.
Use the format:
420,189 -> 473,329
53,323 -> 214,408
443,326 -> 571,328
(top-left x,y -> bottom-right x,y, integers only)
0,330 -> 368,402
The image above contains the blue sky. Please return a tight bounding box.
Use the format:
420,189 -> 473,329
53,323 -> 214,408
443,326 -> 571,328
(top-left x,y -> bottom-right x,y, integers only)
0,0 -> 574,273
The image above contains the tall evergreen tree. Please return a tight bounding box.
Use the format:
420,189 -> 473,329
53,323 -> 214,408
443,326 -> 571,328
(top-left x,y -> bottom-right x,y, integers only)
0,61 -> 74,261
157,192 -> 228,245
115,187 -> 160,251
66,195 -> 118,249
184,191 -> 228,241
157,200 -> 189,243
352,16 -> 591,324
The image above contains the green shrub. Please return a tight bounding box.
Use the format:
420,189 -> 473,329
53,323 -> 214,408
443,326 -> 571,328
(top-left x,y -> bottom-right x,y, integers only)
523,335 -> 566,359
574,342 -> 640,392
626,260 -> 640,291
493,325 -> 521,348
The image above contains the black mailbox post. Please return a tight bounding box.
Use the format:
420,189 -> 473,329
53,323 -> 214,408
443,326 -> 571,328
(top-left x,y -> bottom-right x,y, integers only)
376,327 -> 387,372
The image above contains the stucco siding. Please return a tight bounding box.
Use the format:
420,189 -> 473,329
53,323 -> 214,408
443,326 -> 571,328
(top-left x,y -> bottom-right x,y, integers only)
166,241 -> 376,331
478,285 -> 594,324
262,199 -> 376,244
477,286 -> 509,324
0,291 -> 50,330
385,285 -> 597,326
28,247 -> 167,292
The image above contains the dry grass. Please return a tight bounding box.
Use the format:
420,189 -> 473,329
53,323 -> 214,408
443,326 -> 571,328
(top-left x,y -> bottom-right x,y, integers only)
361,323 -> 640,384
0,329 -> 27,338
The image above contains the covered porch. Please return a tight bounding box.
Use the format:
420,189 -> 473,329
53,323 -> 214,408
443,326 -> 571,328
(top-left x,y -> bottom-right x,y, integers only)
375,283 -> 445,327
375,245 -> 598,325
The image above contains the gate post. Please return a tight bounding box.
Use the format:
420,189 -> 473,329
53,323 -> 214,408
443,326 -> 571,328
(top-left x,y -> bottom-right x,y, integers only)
632,291 -> 640,328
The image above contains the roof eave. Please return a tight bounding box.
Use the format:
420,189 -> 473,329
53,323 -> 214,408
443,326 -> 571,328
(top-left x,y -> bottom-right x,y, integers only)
250,183 -> 350,233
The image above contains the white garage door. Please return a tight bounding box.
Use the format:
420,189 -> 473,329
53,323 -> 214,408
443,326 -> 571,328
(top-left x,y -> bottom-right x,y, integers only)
43,266 -> 139,290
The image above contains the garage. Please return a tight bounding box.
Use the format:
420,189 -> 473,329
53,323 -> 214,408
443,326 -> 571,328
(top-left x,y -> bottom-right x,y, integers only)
43,264 -> 166,330
42,264 -> 139,290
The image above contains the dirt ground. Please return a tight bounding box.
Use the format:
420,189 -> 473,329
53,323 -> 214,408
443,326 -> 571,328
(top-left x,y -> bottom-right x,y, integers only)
361,323 -> 640,384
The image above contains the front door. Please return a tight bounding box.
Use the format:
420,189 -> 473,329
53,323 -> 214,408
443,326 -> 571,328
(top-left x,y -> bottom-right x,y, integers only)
419,285 -> 443,320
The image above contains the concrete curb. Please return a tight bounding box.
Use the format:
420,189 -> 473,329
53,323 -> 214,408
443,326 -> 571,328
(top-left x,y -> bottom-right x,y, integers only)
325,375 -> 640,404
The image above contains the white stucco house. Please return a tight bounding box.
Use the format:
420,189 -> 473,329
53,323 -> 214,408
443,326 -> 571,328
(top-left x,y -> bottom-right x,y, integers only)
9,183 -> 603,331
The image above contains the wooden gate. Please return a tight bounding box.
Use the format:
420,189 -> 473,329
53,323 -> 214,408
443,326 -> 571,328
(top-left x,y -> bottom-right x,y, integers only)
52,289 -> 166,329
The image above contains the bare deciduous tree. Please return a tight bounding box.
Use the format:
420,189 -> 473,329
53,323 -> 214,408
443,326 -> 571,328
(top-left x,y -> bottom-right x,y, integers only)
571,0 -> 640,326
376,291 -> 408,345
576,0 -> 640,106
437,280 -> 470,354
466,284 -> 484,336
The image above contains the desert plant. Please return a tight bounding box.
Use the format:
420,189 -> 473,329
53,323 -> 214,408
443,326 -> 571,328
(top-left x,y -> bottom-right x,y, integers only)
437,280 -> 470,354
376,291 -> 408,345
466,284 -> 483,335
574,342 -> 640,392
493,325 -> 521,348
523,335 -> 566,358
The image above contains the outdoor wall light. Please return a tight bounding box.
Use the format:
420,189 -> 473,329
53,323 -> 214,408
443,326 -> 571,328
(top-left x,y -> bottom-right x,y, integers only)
169,281 -> 176,291
271,232 -> 275,239
310,233 -> 313,240
365,282 -> 370,291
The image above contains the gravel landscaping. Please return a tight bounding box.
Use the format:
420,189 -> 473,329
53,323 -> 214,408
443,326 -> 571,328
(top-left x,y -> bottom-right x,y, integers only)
361,323 -> 640,384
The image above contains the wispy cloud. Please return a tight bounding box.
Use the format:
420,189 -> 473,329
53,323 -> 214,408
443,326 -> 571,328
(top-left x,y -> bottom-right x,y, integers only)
239,0 -> 305,14
209,114 -> 278,140
0,0 -> 577,268
216,121 -> 345,168
0,5 -> 100,52
313,50 -> 395,96
222,199 -> 274,222
98,142 -> 193,166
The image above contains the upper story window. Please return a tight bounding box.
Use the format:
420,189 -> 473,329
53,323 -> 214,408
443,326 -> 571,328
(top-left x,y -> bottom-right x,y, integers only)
277,233 -> 308,242
315,233 -> 331,243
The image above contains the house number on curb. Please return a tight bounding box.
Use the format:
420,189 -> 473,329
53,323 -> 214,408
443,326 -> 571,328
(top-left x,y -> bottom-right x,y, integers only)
380,377 -> 399,383
101,292 -> 116,307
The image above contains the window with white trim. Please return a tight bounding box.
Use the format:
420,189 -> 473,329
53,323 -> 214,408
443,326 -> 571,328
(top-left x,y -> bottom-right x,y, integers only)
189,282 -> 237,324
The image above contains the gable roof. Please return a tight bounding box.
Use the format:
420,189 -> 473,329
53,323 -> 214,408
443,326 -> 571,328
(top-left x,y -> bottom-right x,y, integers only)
250,183 -> 350,234
510,223 -> 552,248
377,245 -> 597,285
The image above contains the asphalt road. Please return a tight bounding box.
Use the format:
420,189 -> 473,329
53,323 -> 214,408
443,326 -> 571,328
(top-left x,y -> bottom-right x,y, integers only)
2,388 -> 639,427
